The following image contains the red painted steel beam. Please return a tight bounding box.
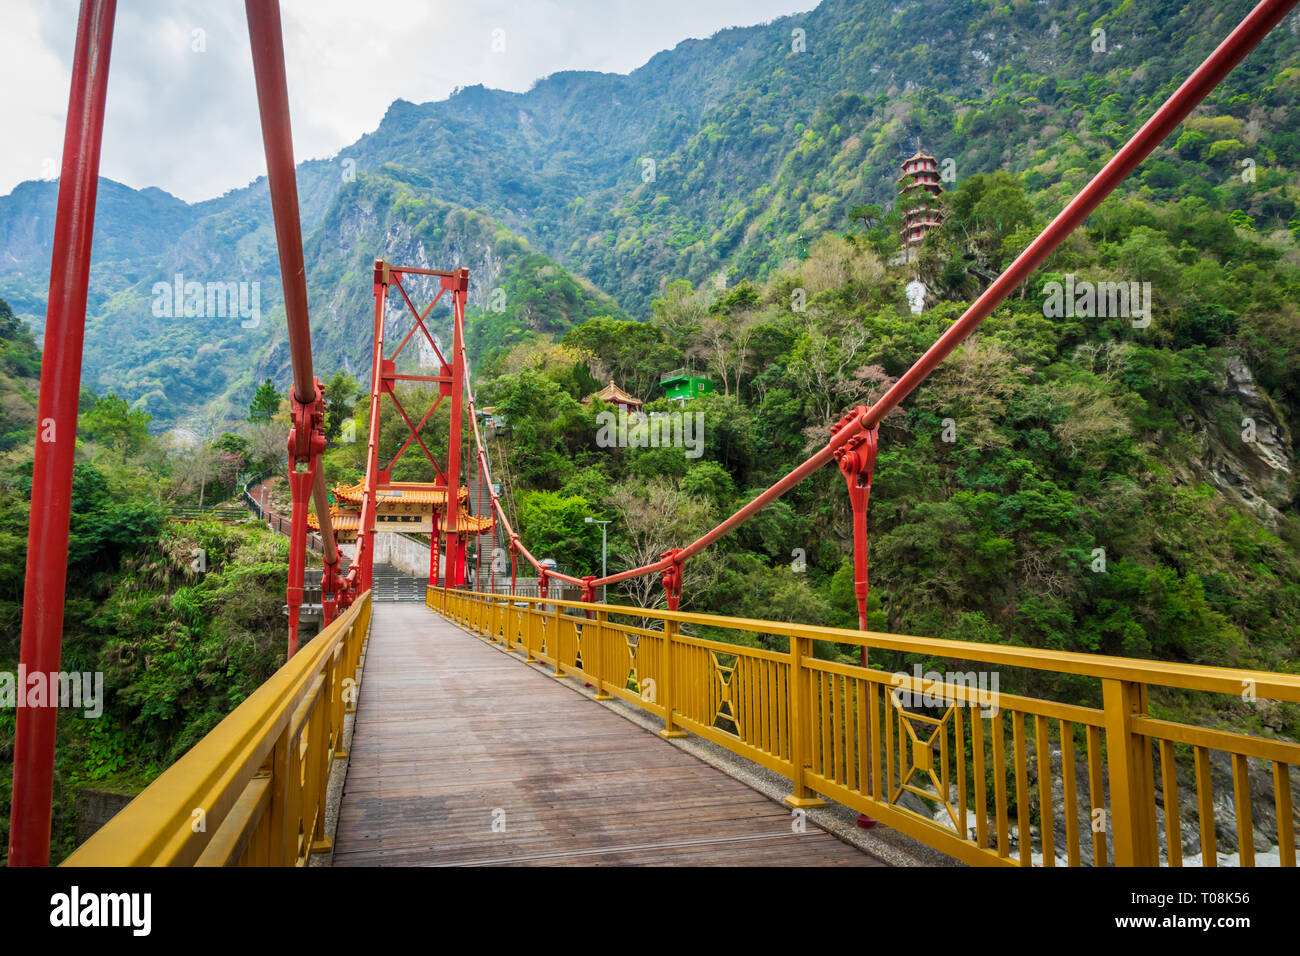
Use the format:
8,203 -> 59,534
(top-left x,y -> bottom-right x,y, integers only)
385,387 -> 450,485
245,0 -> 338,574
358,261 -> 390,592
8,0 -> 117,868
442,269 -> 469,586
389,273 -> 448,366
312,465 -> 338,566
246,0 -> 313,406
385,393 -> 443,471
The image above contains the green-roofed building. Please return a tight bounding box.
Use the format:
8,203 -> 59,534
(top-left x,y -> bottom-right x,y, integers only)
660,368 -> 714,405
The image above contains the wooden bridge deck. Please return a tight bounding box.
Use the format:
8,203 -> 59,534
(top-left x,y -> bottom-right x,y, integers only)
332,603 -> 884,866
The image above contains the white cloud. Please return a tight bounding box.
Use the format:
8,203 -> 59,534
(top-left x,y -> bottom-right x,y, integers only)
0,0 -> 812,203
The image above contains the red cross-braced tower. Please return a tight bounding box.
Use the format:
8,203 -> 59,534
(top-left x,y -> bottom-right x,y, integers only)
350,259 -> 491,594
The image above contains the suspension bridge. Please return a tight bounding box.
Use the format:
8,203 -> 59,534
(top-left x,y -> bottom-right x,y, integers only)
8,0 -> 1300,867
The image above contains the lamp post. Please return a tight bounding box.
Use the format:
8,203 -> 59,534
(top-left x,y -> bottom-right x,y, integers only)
584,516 -> 611,602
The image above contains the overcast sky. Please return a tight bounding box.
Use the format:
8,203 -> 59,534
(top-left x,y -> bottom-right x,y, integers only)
1,0 -> 813,203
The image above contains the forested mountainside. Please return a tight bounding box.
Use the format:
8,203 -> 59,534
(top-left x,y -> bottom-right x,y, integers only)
2,1 -> 1297,430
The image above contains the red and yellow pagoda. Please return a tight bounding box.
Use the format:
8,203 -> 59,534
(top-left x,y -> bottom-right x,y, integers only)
308,480 -> 493,541
308,481 -> 494,586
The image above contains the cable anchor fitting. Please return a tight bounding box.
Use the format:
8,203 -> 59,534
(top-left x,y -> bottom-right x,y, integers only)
660,548 -> 684,612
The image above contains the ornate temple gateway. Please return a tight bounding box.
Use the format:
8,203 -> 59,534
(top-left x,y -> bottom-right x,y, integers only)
308,481 -> 494,581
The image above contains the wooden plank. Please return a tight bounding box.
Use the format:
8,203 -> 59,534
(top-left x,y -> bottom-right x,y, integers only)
333,604 -> 884,867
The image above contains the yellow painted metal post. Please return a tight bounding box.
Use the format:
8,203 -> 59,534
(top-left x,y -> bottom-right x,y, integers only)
552,602 -> 566,678
785,635 -> 826,808
593,609 -> 612,701
343,622 -> 359,715
658,618 -> 686,739
1102,678 -> 1158,866
267,725 -> 290,865
309,685 -> 333,856
330,644 -> 348,760
524,603 -> 537,662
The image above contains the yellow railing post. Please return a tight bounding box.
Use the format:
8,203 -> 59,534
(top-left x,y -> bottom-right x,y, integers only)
267,724 -> 290,864
551,601 -> 565,678
524,601 -> 538,661
1102,678 -> 1158,866
308,681 -> 333,855
658,618 -> 686,739
785,635 -> 826,808
330,643 -> 348,758
593,608 -> 612,701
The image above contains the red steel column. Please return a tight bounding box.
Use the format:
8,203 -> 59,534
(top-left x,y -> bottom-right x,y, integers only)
490,496 -> 498,595
831,408 -> 878,665
429,510 -> 440,587
475,464 -> 483,588
246,0 -> 312,405
246,0 -> 340,638
9,0 -> 117,868
285,459 -> 314,654
443,269 -> 468,586
360,261 -> 388,593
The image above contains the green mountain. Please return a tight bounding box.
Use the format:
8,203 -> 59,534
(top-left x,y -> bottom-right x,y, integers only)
0,0 -> 1297,435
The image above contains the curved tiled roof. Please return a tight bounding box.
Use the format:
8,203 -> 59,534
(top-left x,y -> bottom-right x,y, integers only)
583,380 -> 643,408
308,491 -> 493,537
332,481 -> 468,506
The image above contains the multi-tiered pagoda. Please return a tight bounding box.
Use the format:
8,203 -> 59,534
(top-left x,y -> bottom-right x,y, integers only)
898,150 -> 944,247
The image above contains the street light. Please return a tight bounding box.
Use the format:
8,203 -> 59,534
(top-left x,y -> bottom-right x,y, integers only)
584,516 -> 611,602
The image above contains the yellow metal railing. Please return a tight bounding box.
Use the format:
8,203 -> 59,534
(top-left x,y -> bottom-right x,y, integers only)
63,592 -> 371,866
430,587 -> 1300,868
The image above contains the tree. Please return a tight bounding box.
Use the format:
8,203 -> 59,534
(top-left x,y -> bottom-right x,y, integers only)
0,298 -> 23,339
787,318 -> 870,426
248,378 -> 281,423
81,394 -> 151,463
939,171 -> 1035,270
687,288 -> 763,397
848,203 -> 882,229
650,280 -> 710,350
244,422 -> 287,474
516,491 -> 602,572
214,432 -> 251,460
323,372 -> 362,443
608,478 -> 720,614
176,444 -> 221,509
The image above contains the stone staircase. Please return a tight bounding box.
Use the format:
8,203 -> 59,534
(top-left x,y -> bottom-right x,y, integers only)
370,561 -> 428,602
